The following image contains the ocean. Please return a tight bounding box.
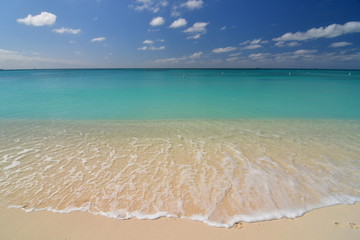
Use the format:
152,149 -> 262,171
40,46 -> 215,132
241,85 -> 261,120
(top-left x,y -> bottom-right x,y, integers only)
0,69 -> 359,227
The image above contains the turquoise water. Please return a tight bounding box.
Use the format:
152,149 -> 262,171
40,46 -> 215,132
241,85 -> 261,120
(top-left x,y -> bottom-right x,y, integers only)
1,69 -> 359,119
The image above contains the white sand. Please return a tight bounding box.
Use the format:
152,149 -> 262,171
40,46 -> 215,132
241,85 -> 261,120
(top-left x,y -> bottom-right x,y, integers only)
1,203 -> 359,240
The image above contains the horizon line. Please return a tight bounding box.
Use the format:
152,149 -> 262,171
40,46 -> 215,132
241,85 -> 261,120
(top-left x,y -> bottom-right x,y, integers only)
2,67 -> 360,71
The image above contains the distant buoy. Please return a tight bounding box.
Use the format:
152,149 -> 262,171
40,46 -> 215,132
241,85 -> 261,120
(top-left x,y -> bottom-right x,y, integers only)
222,72 -> 224,76
349,72 -> 351,76
289,72 -> 291,76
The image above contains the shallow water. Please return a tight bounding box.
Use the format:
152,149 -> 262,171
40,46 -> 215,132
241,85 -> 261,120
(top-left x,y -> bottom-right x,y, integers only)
0,119 -> 359,227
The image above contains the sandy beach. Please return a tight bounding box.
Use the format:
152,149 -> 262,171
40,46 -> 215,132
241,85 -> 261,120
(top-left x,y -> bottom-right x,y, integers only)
1,203 -> 359,240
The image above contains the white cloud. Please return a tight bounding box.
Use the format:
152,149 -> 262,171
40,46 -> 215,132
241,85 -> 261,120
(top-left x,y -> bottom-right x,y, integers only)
184,22 -> 208,33
189,51 -> 202,58
150,16 -> 165,26
139,39 -> 166,50
0,49 -> 18,54
249,53 -> 270,60
240,38 -> 268,50
293,49 -> 317,55
273,21 -> 360,41
138,46 -> 165,50
91,37 -> 106,42
143,39 -> 154,44
184,22 -> 208,39
220,26 -> 227,31
288,42 -> 301,47
212,47 -> 236,53
187,34 -> 201,39
250,39 -> 261,45
129,0 -> 168,13
53,28 -> 81,34
275,41 -> 301,47
240,38 -> 266,45
329,41 -> 352,48
274,41 -> 285,47
242,44 -> 262,50
171,0 -> 203,16
181,0 -> 204,10
17,12 -> 56,27
170,18 -> 187,28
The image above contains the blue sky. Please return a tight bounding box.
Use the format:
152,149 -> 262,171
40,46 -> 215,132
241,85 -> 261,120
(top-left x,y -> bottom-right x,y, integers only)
1,0 -> 360,69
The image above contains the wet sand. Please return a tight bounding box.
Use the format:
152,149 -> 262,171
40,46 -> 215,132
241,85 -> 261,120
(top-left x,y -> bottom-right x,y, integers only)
1,203 -> 360,240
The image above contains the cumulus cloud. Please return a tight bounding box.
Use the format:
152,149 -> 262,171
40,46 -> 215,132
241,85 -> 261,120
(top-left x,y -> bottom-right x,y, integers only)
329,41 -> 352,48
129,0 -> 168,13
91,37 -> 106,42
184,22 -> 208,33
53,28 -> 81,34
240,38 -> 268,50
138,46 -> 165,50
189,51 -> 202,58
212,47 -> 236,53
150,16 -> 165,26
273,21 -> 360,41
181,0 -> 204,10
139,39 -> 166,50
170,18 -> 187,28
172,0 -> 204,17
17,12 -> 56,27
143,40 -> 154,44
184,22 -> 209,39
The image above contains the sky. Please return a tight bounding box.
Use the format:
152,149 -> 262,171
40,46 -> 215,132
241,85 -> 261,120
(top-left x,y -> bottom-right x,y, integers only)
1,0 -> 360,69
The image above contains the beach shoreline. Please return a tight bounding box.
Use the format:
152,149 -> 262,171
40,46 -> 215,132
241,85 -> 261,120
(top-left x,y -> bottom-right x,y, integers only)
1,203 -> 360,240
